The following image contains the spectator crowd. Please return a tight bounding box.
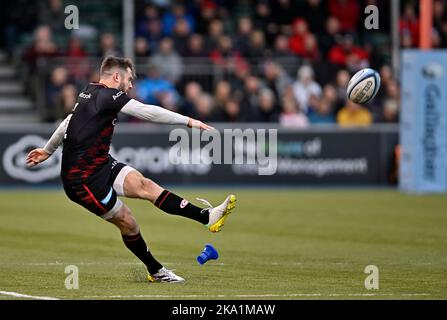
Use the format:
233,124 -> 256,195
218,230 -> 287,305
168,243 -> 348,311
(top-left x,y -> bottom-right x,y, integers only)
3,0 -> 447,126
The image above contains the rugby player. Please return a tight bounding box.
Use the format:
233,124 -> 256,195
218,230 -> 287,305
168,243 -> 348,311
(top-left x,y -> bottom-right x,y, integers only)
26,56 -> 236,283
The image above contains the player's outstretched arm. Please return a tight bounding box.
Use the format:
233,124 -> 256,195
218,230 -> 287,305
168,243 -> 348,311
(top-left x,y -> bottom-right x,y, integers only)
120,99 -> 214,130
26,115 -> 71,167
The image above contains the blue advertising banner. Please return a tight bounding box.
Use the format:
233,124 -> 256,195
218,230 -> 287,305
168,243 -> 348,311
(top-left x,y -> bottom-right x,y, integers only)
400,50 -> 447,193
0,125 -> 398,186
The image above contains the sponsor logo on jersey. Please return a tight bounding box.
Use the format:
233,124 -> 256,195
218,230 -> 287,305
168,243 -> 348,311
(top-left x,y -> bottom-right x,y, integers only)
111,160 -> 118,169
112,91 -> 124,100
79,92 -> 91,99
180,199 -> 189,208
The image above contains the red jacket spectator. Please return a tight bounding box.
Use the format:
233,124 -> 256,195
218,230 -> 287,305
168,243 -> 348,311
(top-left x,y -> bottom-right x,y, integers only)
288,18 -> 317,59
399,3 -> 420,46
328,0 -> 360,33
65,37 -> 87,58
209,35 -> 247,72
65,38 -> 89,79
328,45 -> 368,66
23,25 -> 59,68
328,34 -> 369,67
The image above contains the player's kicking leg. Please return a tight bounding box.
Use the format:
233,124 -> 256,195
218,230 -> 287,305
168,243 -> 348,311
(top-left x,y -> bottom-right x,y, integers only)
108,166 -> 236,283
118,169 -> 237,233
63,173 -> 185,283
107,203 -> 185,283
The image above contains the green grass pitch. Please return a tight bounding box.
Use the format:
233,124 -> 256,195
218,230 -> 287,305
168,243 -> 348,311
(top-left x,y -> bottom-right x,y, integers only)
0,189 -> 446,300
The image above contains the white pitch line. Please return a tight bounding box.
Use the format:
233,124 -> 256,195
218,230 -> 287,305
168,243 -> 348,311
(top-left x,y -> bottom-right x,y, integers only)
0,290 -> 59,300
81,292 -> 431,299
235,293 -> 431,297
25,262 -> 144,266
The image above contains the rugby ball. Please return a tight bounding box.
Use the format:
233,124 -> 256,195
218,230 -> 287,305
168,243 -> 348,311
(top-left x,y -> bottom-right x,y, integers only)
346,68 -> 381,104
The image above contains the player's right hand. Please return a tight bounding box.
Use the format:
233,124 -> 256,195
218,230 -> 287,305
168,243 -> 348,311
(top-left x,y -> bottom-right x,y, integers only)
187,118 -> 215,131
26,148 -> 50,167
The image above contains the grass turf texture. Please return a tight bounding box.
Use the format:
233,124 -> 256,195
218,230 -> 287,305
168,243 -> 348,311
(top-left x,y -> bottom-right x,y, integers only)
0,189 -> 446,300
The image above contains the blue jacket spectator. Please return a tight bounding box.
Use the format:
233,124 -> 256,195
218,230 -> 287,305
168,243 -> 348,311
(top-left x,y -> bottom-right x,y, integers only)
162,3 -> 195,36
136,67 -> 179,106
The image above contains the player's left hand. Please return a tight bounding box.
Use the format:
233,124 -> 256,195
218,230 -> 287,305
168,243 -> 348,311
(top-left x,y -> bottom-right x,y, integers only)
26,148 -> 50,167
187,118 -> 215,131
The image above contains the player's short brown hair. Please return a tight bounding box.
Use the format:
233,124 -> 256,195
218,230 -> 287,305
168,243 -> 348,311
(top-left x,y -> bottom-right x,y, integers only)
100,56 -> 135,79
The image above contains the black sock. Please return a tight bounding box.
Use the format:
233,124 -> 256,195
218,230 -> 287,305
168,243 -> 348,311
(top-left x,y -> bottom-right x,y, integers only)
122,232 -> 163,275
154,190 -> 210,224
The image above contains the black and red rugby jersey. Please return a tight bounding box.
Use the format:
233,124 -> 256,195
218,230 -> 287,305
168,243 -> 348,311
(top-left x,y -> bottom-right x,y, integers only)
61,83 -> 131,184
